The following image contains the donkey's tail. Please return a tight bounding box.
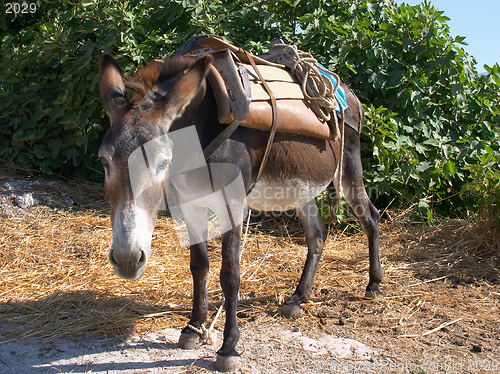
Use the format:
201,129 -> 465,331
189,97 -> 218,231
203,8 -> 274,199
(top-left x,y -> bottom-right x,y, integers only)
326,181 -> 339,225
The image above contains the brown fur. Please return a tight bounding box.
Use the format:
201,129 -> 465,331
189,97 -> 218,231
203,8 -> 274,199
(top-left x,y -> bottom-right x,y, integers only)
264,135 -> 339,184
124,56 -> 198,108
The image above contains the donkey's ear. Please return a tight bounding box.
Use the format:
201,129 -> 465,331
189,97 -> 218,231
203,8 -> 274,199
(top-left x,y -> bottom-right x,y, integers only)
99,54 -> 131,125
155,54 -> 213,120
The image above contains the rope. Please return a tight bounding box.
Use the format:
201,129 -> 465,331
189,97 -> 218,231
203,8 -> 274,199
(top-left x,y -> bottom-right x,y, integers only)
187,323 -> 212,344
241,209 -> 252,254
262,44 -> 341,123
337,102 -> 345,199
245,50 -> 279,195
186,298 -> 224,345
262,43 -> 347,198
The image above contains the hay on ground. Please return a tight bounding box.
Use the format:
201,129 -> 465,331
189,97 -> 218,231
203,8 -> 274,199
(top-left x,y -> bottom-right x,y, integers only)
0,177 -> 499,353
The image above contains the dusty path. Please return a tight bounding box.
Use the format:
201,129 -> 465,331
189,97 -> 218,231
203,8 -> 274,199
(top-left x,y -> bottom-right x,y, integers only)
0,323 -> 376,373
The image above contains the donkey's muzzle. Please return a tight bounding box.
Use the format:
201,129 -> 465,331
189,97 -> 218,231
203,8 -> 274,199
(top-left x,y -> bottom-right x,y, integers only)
109,248 -> 147,280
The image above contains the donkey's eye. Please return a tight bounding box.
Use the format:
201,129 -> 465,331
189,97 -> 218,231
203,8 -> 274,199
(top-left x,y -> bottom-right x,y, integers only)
156,159 -> 170,173
100,157 -> 111,175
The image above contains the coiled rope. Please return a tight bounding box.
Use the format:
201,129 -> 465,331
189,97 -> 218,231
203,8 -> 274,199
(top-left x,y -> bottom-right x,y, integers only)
261,43 -> 342,123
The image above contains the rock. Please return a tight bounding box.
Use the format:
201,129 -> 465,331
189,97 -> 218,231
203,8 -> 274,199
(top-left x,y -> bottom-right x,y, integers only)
0,182 -> 12,191
58,191 -> 75,208
472,344 -> 482,352
339,317 -> 345,326
15,193 -> 34,209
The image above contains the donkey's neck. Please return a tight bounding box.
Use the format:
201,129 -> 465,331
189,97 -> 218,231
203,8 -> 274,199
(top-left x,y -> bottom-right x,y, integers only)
168,79 -> 223,150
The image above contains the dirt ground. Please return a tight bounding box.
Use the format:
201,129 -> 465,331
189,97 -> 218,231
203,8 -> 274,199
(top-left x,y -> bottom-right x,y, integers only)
0,171 -> 499,373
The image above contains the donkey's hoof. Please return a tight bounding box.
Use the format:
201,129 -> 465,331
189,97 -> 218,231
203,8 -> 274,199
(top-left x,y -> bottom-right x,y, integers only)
365,289 -> 383,299
216,354 -> 240,372
178,332 -> 202,349
282,303 -> 303,319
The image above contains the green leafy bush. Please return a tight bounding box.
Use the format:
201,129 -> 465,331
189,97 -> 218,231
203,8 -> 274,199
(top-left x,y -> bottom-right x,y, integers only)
1,0 -> 499,220
287,1 -> 500,219
464,147 -> 500,224
0,0 -> 190,177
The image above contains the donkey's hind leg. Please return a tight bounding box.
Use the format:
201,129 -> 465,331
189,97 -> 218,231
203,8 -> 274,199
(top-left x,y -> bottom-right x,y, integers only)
282,199 -> 328,319
341,127 -> 382,298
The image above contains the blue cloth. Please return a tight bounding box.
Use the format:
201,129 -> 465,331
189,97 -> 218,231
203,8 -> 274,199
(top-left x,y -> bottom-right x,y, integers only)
317,63 -> 348,113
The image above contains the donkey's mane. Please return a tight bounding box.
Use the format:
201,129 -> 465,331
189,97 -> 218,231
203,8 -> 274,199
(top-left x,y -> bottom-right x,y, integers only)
124,55 -> 198,107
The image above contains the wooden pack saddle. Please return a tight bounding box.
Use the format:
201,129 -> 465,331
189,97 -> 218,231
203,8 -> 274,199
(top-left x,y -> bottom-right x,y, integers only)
176,35 -> 346,140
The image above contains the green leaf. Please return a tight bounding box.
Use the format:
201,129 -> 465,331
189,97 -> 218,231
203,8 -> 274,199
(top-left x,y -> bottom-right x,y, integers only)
47,138 -> 63,159
32,144 -> 48,160
416,161 -> 433,173
422,139 -> 441,147
443,161 -> 456,176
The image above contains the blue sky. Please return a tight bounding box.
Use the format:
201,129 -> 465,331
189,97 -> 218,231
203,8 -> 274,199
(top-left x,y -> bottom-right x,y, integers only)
399,0 -> 500,73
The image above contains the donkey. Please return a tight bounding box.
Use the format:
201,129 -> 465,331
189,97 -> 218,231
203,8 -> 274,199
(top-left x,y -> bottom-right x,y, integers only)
98,52 -> 381,372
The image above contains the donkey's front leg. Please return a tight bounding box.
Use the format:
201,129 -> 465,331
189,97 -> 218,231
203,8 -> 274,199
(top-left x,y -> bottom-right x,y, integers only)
178,241 -> 209,349
216,226 -> 242,372
283,199 -> 328,319
177,204 -> 210,349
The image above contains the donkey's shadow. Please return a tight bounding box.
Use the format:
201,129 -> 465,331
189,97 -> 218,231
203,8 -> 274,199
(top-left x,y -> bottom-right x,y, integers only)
0,290 -> 217,373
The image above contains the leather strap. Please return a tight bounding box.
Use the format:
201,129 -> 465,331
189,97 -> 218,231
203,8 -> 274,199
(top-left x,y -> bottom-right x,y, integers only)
357,98 -> 364,134
203,119 -> 241,162
344,114 -> 359,133
177,119 -> 241,176
244,50 -> 278,195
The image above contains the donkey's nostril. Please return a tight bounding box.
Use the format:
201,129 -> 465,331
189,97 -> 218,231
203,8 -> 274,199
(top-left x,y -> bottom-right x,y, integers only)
138,250 -> 147,265
109,249 -> 119,266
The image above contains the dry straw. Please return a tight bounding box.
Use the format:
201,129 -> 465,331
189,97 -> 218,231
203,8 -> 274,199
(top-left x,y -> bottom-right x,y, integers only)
0,177 -> 499,347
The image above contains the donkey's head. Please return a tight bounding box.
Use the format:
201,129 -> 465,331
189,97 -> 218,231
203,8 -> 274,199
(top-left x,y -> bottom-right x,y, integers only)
98,53 -> 212,280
